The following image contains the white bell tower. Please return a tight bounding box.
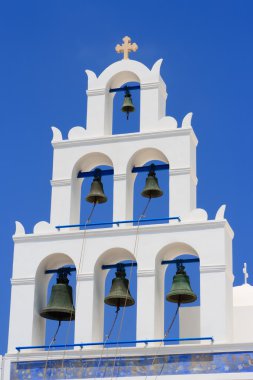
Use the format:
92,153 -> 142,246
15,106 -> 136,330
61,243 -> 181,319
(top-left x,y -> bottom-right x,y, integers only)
4,37 -> 253,380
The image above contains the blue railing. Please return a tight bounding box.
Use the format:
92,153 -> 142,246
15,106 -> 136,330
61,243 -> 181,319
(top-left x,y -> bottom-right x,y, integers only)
56,216 -> 181,230
16,337 -> 213,352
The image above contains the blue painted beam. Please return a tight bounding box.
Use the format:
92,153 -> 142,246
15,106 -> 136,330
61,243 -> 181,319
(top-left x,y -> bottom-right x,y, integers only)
161,258 -> 200,266
45,267 -> 76,274
16,336 -> 213,351
55,216 -> 181,230
102,262 -> 137,270
109,85 -> 140,93
132,164 -> 169,173
77,168 -> 114,178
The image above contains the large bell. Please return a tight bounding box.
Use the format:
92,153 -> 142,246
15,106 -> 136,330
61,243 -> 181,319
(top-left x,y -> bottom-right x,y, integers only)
121,90 -> 135,120
166,264 -> 197,304
141,165 -> 163,198
86,174 -> 107,204
40,272 -> 75,321
104,265 -> 135,308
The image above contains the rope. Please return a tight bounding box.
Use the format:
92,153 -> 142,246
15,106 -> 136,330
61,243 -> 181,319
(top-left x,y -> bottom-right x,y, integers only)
108,197 -> 152,380
43,321 -> 61,378
60,202 -> 97,377
94,307 -> 120,378
144,302 -> 180,380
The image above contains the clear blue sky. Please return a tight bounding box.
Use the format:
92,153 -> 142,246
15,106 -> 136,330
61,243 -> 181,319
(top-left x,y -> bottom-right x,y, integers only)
1,0 -> 253,354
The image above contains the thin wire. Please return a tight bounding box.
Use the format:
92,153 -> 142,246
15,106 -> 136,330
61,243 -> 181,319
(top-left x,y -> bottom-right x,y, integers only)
108,197 -> 152,380
144,302 -> 180,380
60,202 -> 97,377
43,321 -> 61,378
94,307 -> 120,378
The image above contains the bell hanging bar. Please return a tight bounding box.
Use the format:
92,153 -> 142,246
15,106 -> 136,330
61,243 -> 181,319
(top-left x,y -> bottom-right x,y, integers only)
132,163 -> 169,173
109,85 -> 140,93
102,262 -> 137,270
78,168 -> 114,179
45,266 -> 76,275
161,258 -> 199,266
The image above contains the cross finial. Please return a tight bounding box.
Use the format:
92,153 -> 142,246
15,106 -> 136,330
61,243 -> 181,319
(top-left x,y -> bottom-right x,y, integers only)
243,262 -> 249,284
115,36 -> 138,60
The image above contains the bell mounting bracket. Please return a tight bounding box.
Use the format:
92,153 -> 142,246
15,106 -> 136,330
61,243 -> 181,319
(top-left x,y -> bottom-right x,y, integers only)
161,258 -> 199,267
132,163 -> 169,173
102,262 -> 137,270
77,168 -> 114,179
45,266 -> 76,275
109,85 -> 140,93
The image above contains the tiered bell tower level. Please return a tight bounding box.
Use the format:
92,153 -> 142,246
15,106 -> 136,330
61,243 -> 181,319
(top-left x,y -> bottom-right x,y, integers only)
4,37 -> 253,380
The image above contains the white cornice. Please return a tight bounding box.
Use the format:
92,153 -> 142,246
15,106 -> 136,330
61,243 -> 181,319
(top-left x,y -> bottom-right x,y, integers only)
50,170 -> 197,186
76,273 -> 94,281
50,179 -> 72,187
11,277 -> 35,286
114,173 -> 126,181
86,88 -> 106,96
52,128 -> 195,148
13,220 -> 232,243
137,269 -> 155,277
200,265 -> 226,273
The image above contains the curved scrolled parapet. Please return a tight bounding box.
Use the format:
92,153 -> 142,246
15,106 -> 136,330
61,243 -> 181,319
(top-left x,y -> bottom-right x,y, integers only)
14,221 -> 25,235
33,221 -> 57,234
182,112 -> 193,129
151,58 -> 163,77
85,69 -> 98,88
68,126 -> 87,140
215,204 -> 226,220
157,116 -> 177,130
181,208 -> 208,222
51,126 -> 63,142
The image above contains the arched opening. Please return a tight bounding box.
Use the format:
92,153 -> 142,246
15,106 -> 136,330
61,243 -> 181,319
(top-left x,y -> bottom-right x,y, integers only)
93,248 -> 136,344
104,260 -> 137,345
112,82 -> 140,135
44,265 -> 76,347
155,243 -> 200,345
164,254 -> 200,344
126,148 -> 169,222
133,160 -> 169,225
33,253 -> 76,348
71,152 -> 114,226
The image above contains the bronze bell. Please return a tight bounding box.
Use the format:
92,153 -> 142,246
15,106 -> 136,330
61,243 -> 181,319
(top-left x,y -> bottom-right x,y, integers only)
40,272 -> 75,321
166,263 -> 197,304
104,265 -> 135,308
141,165 -> 163,198
121,90 -> 135,120
86,174 -> 107,204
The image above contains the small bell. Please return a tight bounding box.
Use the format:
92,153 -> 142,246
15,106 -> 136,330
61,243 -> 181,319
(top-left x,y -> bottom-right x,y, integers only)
141,165 -> 163,198
166,263 -> 197,304
86,172 -> 107,204
121,89 -> 135,120
40,272 -> 75,321
104,265 -> 135,308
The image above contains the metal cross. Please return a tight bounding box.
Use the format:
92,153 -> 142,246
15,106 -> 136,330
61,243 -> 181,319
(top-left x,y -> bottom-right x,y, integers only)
243,262 -> 249,284
115,36 -> 138,60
